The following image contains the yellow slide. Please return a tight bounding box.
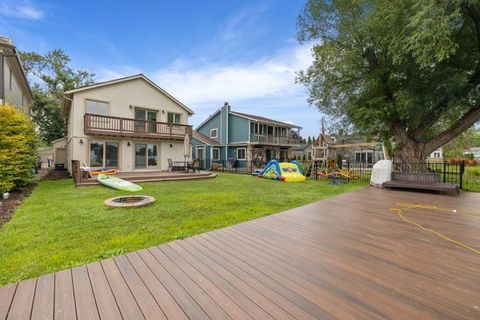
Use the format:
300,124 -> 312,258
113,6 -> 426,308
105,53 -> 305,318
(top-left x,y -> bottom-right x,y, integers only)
279,162 -> 306,182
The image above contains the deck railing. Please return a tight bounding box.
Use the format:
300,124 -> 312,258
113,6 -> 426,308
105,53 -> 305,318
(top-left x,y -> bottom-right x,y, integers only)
84,113 -> 192,140
250,134 -> 300,145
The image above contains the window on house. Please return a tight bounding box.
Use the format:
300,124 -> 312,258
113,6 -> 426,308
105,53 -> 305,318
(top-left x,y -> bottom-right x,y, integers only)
90,142 -> 119,168
196,146 -> 205,160
167,112 -> 181,124
134,108 -> 157,132
210,128 -> 218,138
86,99 -> 108,115
212,148 -> 220,160
355,150 -> 373,163
135,143 -> 158,168
236,148 -> 246,160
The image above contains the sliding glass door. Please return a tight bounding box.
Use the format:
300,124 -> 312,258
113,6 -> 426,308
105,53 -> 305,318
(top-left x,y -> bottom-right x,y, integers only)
90,142 -> 119,168
135,143 -> 158,168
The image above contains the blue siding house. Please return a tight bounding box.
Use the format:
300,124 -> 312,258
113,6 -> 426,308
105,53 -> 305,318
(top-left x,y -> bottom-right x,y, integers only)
191,102 -> 301,169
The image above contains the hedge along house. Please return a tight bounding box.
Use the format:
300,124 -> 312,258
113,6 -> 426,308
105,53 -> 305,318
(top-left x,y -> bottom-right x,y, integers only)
191,102 -> 301,170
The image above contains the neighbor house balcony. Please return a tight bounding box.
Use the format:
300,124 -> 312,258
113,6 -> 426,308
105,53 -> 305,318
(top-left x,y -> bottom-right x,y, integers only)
250,134 -> 300,145
84,113 -> 192,140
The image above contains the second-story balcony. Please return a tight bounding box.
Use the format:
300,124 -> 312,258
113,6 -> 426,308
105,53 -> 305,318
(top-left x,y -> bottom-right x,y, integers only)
84,113 -> 192,140
250,134 -> 300,145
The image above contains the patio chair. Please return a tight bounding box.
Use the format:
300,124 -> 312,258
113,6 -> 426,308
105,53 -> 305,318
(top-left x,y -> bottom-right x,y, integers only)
187,159 -> 200,173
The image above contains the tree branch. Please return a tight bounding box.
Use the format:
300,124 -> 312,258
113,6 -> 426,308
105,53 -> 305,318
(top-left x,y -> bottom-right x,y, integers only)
424,106 -> 480,154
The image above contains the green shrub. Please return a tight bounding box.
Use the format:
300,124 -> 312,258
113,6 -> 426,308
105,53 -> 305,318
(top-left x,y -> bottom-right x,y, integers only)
0,104 -> 37,193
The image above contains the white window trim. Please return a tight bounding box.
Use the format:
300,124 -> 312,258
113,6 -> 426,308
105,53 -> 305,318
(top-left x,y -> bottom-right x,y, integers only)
210,128 -> 219,138
212,147 -> 220,160
236,147 -> 247,160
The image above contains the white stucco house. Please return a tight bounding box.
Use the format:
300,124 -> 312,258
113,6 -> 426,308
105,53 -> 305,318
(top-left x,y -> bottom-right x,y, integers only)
62,74 -> 193,174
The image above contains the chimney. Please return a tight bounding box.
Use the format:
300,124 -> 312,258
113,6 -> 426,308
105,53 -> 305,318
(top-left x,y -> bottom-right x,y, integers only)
223,101 -> 231,112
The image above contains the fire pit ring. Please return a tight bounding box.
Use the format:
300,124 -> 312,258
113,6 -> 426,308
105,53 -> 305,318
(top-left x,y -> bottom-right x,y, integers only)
104,195 -> 155,208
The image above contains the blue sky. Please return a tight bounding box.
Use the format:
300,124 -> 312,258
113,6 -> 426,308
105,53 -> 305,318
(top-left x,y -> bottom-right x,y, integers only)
0,0 -> 322,138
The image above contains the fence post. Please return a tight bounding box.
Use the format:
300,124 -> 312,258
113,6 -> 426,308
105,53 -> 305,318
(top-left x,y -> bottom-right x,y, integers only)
460,160 -> 465,190
443,162 -> 446,183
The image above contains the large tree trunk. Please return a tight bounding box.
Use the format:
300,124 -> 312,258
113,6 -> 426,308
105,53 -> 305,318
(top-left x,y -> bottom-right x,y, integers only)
393,135 -> 428,172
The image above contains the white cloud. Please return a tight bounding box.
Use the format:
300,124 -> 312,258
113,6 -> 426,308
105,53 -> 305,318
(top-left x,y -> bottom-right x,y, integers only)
0,3 -> 44,21
151,44 -> 313,106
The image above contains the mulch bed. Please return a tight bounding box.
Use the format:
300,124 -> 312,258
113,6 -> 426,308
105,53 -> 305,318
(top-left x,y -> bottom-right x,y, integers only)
42,169 -> 70,180
0,183 -> 36,228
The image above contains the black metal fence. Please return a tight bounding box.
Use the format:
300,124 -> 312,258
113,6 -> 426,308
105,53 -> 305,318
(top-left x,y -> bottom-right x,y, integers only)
392,161 -> 465,189
195,158 -> 466,187
198,159 -> 257,174
197,159 -> 373,182
311,161 -> 372,183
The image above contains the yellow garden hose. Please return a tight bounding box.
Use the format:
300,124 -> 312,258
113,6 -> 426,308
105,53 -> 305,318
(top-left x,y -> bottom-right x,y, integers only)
389,203 -> 480,255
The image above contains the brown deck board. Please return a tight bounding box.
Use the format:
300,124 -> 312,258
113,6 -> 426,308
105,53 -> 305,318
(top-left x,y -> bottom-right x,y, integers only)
184,237 -> 332,320
114,255 -> 166,320
136,249 -> 209,320
159,244 -> 254,319
72,266 -> 100,320
148,247 -> 231,319
182,237 -> 327,320
54,269 -> 76,320
0,284 -> 16,320
100,259 -> 144,320
8,279 -> 36,320
1,187 -> 480,319
31,274 -> 54,320
86,262 -> 122,320
168,241 -> 289,320
125,252 -> 188,320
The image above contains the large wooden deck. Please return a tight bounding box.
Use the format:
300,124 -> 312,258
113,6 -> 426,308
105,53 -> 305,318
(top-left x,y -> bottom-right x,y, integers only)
1,187 -> 479,319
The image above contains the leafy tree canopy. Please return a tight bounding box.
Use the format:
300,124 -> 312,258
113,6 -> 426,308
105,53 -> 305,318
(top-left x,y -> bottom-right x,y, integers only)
20,49 -> 95,144
297,0 -> 480,162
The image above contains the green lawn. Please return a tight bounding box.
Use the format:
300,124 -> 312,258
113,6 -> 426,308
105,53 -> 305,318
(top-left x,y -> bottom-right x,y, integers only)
0,173 -> 366,286
463,166 -> 480,192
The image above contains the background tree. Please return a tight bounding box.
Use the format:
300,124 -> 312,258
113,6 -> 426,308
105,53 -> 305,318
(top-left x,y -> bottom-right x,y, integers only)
0,104 -> 37,193
20,49 -> 95,144
443,128 -> 480,158
297,0 -> 480,163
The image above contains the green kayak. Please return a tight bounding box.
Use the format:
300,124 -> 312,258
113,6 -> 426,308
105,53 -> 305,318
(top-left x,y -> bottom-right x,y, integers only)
96,174 -> 143,192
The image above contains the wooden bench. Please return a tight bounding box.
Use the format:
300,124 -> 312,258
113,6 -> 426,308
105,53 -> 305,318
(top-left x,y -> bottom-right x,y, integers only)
383,172 -> 459,195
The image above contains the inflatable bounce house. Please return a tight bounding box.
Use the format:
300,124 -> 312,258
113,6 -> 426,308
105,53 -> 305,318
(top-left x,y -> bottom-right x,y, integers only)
258,160 -> 306,182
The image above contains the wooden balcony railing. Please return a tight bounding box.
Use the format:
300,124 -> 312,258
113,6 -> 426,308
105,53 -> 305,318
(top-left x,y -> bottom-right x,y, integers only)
250,134 -> 300,145
84,113 -> 192,140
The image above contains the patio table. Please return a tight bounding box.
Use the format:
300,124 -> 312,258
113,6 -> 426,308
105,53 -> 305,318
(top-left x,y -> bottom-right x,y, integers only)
172,161 -> 191,172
